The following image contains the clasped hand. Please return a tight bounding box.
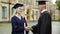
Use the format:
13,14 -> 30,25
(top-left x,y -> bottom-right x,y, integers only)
25,26 -> 33,31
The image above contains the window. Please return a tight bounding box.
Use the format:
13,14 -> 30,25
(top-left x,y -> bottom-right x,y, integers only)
35,2 -> 38,6
10,8 -> 15,16
25,0 -> 29,4
36,11 -> 38,15
2,6 -> 7,19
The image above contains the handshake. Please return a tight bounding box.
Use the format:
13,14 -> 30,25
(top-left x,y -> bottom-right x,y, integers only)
25,26 -> 33,31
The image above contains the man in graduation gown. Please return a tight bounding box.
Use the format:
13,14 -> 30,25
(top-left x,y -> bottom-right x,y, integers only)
27,1 -> 51,34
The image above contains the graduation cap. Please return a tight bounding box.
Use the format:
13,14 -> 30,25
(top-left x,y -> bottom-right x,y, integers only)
36,1 -> 47,5
13,3 -> 23,9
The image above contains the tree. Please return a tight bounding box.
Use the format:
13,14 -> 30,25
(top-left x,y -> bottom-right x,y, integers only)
56,1 -> 60,20
56,1 -> 60,10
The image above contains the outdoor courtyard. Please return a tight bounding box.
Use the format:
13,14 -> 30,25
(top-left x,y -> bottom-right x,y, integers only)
0,21 -> 60,34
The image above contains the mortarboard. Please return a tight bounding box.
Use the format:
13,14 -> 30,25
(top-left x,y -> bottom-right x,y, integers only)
13,3 -> 23,9
36,1 -> 47,5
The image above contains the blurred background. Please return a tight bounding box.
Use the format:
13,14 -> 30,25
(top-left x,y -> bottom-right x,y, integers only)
0,0 -> 60,34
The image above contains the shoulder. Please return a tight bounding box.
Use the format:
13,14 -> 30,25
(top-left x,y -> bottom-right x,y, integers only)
11,16 -> 17,19
42,11 -> 51,18
43,11 -> 50,15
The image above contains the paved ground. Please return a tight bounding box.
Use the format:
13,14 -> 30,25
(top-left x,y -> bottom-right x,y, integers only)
0,21 -> 60,34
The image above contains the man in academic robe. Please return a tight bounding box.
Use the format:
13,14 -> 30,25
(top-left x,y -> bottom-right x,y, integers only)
27,1 -> 52,34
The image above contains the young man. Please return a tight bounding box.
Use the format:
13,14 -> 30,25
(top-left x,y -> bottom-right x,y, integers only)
27,1 -> 51,34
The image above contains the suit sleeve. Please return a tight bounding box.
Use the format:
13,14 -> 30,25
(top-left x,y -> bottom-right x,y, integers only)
31,24 -> 38,34
11,17 -> 24,32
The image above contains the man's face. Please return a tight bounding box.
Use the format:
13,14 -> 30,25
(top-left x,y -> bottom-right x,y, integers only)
38,5 -> 43,11
38,5 -> 46,11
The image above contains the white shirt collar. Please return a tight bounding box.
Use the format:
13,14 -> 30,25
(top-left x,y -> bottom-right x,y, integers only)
41,9 -> 47,13
16,14 -> 21,19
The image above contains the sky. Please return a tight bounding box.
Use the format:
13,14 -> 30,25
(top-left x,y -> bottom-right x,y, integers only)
52,0 -> 56,4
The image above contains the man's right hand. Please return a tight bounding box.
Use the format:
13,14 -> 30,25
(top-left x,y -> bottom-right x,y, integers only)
25,26 -> 33,31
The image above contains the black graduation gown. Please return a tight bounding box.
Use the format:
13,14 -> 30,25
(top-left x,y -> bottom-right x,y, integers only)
32,11 -> 51,34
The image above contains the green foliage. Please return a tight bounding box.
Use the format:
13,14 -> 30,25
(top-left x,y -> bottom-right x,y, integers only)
56,1 -> 60,10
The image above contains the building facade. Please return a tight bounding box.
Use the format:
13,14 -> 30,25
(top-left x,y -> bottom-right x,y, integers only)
0,0 -> 60,23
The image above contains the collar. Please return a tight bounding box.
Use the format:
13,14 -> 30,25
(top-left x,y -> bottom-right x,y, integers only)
15,14 -> 21,19
41,9 -> 47,13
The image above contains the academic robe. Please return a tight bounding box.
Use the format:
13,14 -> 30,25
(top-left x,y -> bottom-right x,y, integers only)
11,16 -> 29,34
32,11 -> 51,34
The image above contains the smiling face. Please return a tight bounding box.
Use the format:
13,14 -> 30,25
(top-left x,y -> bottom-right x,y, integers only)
16,7 -> 23,14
